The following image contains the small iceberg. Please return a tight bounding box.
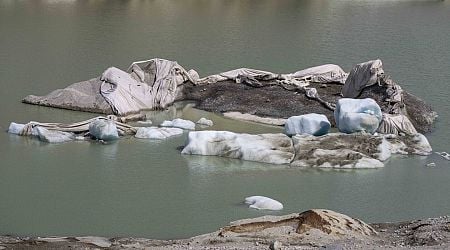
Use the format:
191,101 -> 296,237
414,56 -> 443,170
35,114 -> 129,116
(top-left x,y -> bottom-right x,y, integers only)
244,196 -> 283,211
160,118 -> 195,130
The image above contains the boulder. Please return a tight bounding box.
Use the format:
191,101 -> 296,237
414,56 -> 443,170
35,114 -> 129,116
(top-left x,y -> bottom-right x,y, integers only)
334,98 -> 382,134
135,127 -> 183,140
244,196 -> 283,211
88,119 -> 119,141
181,131 -> 295,165
160,118 -> 196,130
34,127 -> 75,143
196,117 -> 213,127
284,113 -> 330,136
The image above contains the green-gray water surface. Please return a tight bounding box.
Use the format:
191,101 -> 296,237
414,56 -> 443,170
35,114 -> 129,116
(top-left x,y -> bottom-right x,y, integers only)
0,0 -> 449,239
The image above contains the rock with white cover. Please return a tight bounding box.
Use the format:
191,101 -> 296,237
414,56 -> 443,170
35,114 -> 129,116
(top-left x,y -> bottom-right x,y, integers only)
89,119 -> 119,141
135,127 -> 183,140
196,117 -> 213,127
334,98 -> 382,134
284,113 -> 330,136
160,118 -> 195,130
245,196 -> 283,211
342,59 -> 384,98
181,131 -> 294,165
34,127 -> 75,143
8,122 -> 26,135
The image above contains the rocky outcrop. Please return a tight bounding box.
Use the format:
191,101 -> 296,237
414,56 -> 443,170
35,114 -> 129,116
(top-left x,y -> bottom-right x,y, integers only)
181,131 -> 295,165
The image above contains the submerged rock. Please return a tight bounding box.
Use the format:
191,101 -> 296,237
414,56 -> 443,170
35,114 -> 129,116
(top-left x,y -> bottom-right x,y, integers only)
160,118 -> 195,130
334,98 -> 382,134
135,127 -> 183,140
34,127 -> 75,143
181,131 -> 295,165
284,113 -> 330,136
244,196 -> 283,211
196,117 -> 213,127
89,119 -> 119,141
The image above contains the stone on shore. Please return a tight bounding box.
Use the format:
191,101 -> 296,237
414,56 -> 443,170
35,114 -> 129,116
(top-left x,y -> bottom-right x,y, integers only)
135,127 -> 183,140
196,117 -> 213,127
334,98 -> 382,134
244,196 -> 283,211
88,119 -> 119,141
181,131 -> 295,165
35,127 -> 75,143
160,118 -> 195,130
284,113 -> 330,136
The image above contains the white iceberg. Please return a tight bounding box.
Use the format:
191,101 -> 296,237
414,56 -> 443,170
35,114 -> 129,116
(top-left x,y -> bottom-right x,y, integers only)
284,113 -> 330,136
196,117 -> 213,127
88,119 -> 119,141
8,122 -> 26,135
35,127 -> 75,143
135,127 -> 183,140
245,196 -> 283,211
181,131 -> 294,165
160,118 -> 195,130
334,98 -> 382,134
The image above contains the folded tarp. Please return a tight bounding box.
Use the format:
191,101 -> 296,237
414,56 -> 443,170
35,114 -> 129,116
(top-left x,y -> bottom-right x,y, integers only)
341,59 -> 384,98
197,64 -> 348,85
100,58 -> 196,115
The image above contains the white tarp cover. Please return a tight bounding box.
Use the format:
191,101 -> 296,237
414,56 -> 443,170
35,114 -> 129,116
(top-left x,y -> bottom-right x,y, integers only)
378,113 -> 417,135
341,59 -> 384,98
100,58 -> 195,115
197,64 -> 348,85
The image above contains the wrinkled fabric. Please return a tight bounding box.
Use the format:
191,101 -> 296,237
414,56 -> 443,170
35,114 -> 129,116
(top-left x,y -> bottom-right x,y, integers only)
342,59 -> 384,98
378,113 -> 417,135
100,58 -> 195,115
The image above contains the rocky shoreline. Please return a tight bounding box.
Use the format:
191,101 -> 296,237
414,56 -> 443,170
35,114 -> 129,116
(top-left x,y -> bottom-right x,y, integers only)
1,210 -> 449,249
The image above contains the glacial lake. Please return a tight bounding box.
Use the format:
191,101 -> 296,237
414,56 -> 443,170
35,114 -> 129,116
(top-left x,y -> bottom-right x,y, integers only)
0,0 -> 449,239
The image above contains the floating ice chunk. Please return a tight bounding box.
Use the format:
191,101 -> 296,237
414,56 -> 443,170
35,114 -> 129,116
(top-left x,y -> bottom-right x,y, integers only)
181,131 -> 294,165
334,98 -> 382,134
137,120 -> 153,125
245,196 -> 283,211
35,127 -> 74,143
8,122 -> 25,135
436,152 -> 450,161
196,117 -> 213,127
89,119 -> 119,141
284,113 -> 330,136
160,118 -> 195,130
135,127 -> 183,139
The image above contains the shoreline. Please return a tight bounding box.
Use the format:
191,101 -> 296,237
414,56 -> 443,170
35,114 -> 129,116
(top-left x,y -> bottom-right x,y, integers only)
2,211 -> 449,249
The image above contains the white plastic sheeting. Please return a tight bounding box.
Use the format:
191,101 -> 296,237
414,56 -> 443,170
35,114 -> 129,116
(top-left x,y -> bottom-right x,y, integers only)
100,58 -> 196,115
378,113 -> 417,135
197,64 -> 348,85
341,59 -> 384,98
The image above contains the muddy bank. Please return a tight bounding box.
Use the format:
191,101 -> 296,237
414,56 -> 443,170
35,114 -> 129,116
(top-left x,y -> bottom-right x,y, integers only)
1,210 -> 449,249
